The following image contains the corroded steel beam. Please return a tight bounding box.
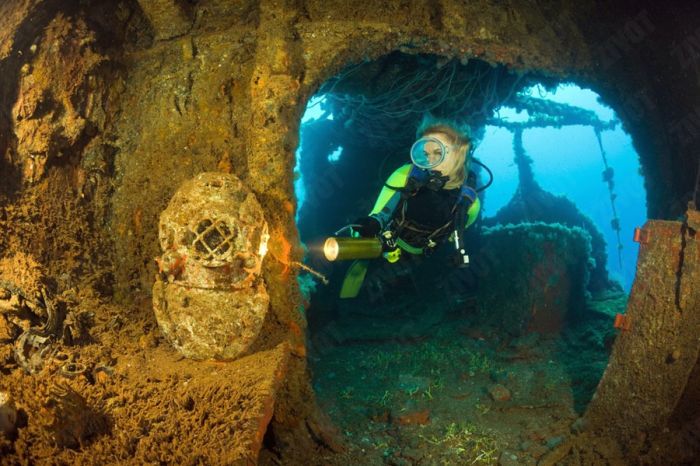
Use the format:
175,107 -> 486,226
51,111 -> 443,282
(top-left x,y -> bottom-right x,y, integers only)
584,208 -> 700,448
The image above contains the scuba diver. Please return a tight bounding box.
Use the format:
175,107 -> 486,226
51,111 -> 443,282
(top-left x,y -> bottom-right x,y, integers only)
324,116 -> 487,298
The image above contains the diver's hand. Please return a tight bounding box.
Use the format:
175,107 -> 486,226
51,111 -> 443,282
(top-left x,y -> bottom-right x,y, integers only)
352,216 -> 381,237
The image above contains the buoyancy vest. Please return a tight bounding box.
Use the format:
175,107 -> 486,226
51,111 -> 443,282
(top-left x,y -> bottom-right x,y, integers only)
368,164 -> 480,254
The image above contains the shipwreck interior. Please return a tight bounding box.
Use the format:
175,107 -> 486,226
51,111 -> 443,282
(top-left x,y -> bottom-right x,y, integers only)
0,0 -> 699,465
296,54 -> 649,464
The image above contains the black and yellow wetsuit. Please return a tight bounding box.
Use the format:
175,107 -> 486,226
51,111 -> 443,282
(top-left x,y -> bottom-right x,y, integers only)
369,163 -> 480,254
340,163 -> 480,298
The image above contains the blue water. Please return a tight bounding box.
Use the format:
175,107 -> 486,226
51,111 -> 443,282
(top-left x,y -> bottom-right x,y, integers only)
478,84 -> 646,291
294,95 -> 328,217
295,84 -> 646,292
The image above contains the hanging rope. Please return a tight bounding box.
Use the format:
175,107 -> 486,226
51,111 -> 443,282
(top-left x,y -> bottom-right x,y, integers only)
594,128 -> 624,269
319,56 -> 529,146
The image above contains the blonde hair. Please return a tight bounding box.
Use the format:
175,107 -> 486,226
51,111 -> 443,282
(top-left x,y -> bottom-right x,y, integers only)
416,116 -> 472,189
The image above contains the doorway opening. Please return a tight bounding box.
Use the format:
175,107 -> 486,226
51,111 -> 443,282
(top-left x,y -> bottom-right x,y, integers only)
294,52 -> 646,464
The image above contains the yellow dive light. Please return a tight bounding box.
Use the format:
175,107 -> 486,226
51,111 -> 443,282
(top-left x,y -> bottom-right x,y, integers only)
323,237 -> 383,261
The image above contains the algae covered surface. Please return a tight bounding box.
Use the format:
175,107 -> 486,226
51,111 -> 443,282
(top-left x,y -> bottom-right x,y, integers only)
0,0 -> 699,464
0,282 -> 291,464
307,236 -> 625,465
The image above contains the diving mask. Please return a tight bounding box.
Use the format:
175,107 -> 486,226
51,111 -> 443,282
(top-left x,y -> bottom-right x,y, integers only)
410,136 -> 448,169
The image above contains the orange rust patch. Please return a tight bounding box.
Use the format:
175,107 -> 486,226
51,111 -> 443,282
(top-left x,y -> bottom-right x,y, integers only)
395,409 -> 431,426
250,343 -> 290,461
287,321 -> 306,357
290,343 -> 306,358
288,320 -> 302,337
269,228 -> 293,275
217,150 -> 232,173
614,313 -> 632,331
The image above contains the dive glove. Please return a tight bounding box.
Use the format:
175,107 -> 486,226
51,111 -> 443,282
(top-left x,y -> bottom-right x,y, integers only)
352,216 -> 381,237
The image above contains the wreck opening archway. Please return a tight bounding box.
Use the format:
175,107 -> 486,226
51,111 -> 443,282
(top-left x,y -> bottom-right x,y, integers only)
293,51 -> 648,463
